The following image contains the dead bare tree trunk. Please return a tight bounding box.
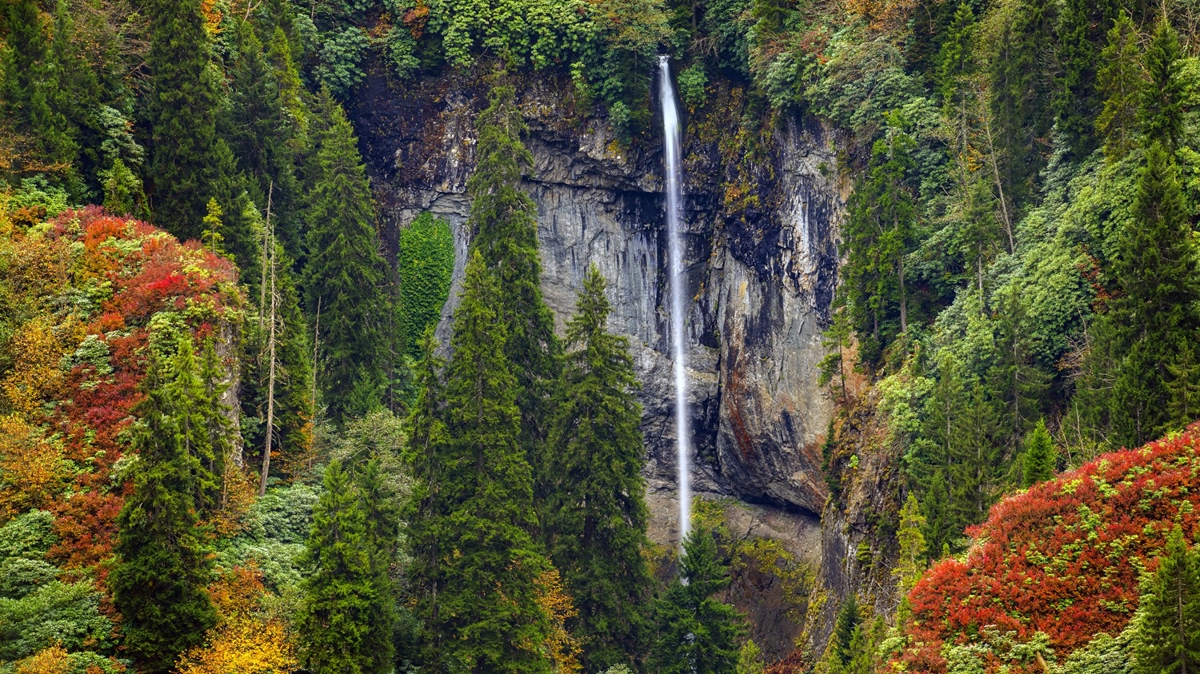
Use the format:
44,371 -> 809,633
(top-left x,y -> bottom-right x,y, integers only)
260,190 -> 277,497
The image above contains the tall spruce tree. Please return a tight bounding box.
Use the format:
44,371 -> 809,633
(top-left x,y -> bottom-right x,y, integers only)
420,251 -> 554,673
831,595 -> 861,668
466,81 -> 561,492
302,100 -> 389,420
1096,12 -> 1143,161
544,267 -> 653,670
1133,527 -> 1200,674
145,0 -> 225,240
894,493 -> 927,594
1053,0 -> 1119,158
1087,141 -> 1200,447
1140,17 -> 1185,153
650,526 -> 746,674
110,335 -> 222,673
358,459 -> 399,674
300,460 -> 380,674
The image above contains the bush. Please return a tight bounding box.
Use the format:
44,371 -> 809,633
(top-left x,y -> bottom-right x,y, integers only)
397,213 -> 454,358
677,64 -> 708,109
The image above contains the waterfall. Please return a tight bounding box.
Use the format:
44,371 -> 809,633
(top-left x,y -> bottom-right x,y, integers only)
659,55 -> 692,547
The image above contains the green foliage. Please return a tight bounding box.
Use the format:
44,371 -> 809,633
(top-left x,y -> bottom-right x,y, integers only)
895,493 -> 927,593
1139,18 -> 1185,152
110,335 -> 226,673
677,63 -> 709,109
1021,419 -> 1056,487
1096,12 -> 1142,162
831,594 -> 860,667
543,267 -> 652,671
316,27 -> 370,98
650,526 -> 746,674
0,510 -> 56,560
409,252 -> 554,672
1132,526 -> 1200,674
1053,0 -> 1117,159
467,81 -> 561,497
100,158 -> 148,218
0,578 -> 113,661
397,212 -> 454,358
299,460 -> 380,674
218,482 -> 319,592
736,639 -> 764,674
146,0 -> 227,240
426,0 -> 589,70
840,117 -> 918,367
303,97 -> 390,420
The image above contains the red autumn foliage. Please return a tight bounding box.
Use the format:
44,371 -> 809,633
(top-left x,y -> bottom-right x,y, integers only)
894,425 -> 1200,673
0,207 -> 240,576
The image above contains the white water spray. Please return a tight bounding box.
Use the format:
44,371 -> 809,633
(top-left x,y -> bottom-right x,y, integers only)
659,55 -> 691,547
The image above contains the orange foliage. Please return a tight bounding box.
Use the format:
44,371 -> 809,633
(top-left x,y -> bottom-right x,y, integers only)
536,567 -> 582,674
843,0 -> 916,36
176,567 -> 298,674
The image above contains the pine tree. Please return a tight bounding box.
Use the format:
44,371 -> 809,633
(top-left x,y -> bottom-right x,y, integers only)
1021,419 -> 1056,488
895,493 -> 927,594
467,81 -> 562,490
302,100 -> 389,420
1096,12 -> 1143,161
300,460 -> 379,674
650,526 -> 746,674
420,251 -> 554,673
1140,17 -> 1185,153
110,336 -> 220,673
543,266 -> 653,670
145,0 -> 225,240
1133,526 -> 1200,674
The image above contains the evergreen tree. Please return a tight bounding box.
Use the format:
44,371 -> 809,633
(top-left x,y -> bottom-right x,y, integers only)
895,493 -> 927,594
1,0 -> 77,172
1021,419 -> 1056,488
466,81 -> 562,490
543,266 -> 653,670
988,0 -> 1057,205
1096,12 -> 1143,161
401,328 -> 450,663
145,0 -> 226,240
358,459 -> 399,674
1133,526 -> 1200,674
420,251 -> 554,673
302,100 -> 389,420
1140,17 -> 1185,153
831,594 -> 861,668
1085,141 -> 1200,447
988,288 -> 1050,453
110,336 -> 221,673
936,3 -> 974,117
299,460 -> 379,674
1053,0 -> 1118,158
841,118 -> 917,368
650,526 -> 746,674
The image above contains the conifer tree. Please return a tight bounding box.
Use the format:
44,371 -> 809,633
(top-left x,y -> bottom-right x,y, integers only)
420,251 -> 554,673
544,266 -> 653,670
302,100 -> 389,420
1021,419 -> 1056,488
895,493 -> 927,594
1133,527 -> 1200,674
1140,17 -> 1185,153
299,460 -> 379,674
831,595 -> 860,668
466,81 -> 561,487
1,0 -> 77,172
840,119 -> 917,367
145,0 -> 225,240
358,459 -> 399,674
1088,141 -> 1200,447
650,526 -> 746,674
1096,12 -> 1143,161
1053,0 -> 1118,158
110,335 -> 221,673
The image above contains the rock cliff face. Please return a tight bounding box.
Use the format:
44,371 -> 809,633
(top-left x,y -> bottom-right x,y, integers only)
349,68 -> 842,560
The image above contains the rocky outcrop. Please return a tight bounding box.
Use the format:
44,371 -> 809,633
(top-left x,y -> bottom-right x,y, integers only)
349,67 -> 842,558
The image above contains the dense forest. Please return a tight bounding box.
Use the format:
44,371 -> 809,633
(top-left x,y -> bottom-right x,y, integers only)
4,0 -> 1200,670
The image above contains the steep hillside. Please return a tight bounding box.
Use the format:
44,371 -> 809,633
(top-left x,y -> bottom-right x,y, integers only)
894,424 -> 1200,673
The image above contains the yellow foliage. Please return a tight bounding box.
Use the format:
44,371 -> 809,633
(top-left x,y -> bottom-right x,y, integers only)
0,415 -> 67,520
210,464 -> 257,537
176,567 -> 298,674
12,644 -> 71,674
0,315 -> 82,418
536,567 -> 582,674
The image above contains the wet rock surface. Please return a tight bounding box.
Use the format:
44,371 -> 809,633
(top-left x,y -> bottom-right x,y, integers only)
349,69 -> 842,558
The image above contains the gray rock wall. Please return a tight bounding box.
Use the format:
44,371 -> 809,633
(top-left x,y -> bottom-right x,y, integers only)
350,69 -> 841,561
